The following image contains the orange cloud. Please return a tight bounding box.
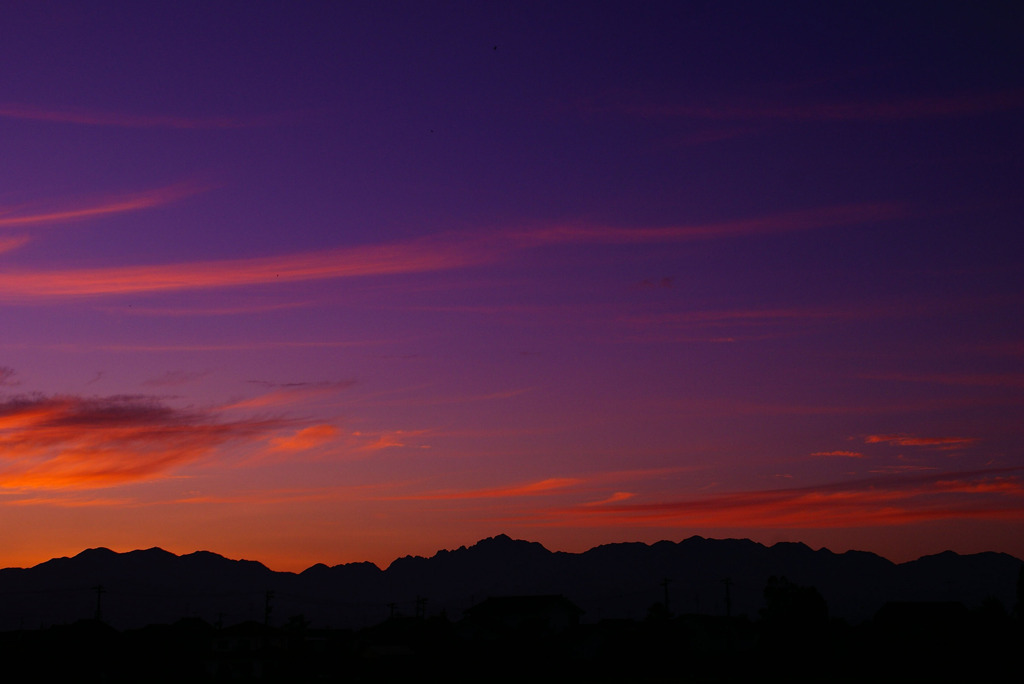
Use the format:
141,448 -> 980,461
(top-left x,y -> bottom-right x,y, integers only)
0,395 -> 290,490
0,183 -> 201,229
582,491 -> 635,506
0,235 -> 492,299
2,494 -> 137,507
270,425 -> 341,452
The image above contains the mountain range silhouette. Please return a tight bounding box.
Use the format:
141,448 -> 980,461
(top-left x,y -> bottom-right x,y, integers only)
1,535 -> 1019,631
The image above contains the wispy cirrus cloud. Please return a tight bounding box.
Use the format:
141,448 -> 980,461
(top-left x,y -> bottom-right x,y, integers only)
866,372 -> 1024,389
0,183 -> 202,229
222,380 -> 357,411
0,103 -> 277,129
0,236 -> 30,254
618,90 -> 1024,122
536,467 -> 1024,529
582,491 -> 635,506
0,201 -> 909,300
269,424 -> 341,452
810,450 -> 864,458
865,434 -> 979,449
352,429 -> 433,453
517,202 -> 906,246
626,306 -> 859,329
383,476 -> 581,501
0,394 -> 291,490
0,235 -> 493,299
104,300 -> 315,317
142,370 -> 210,388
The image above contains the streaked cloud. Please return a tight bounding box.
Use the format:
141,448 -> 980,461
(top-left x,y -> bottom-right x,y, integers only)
541,468 -> 1024,529
810,450 -> 864,458
0,201 -> 905,301
354,429 -> 432,453
582,491 -> 635,506
0,235 -> 492,299
142,370 -> 210,388
0,103 -> 275,129
222,380 -> 356,411
865,434 -> 979,449
0,183 -> 202,229
0,236 -> 30,254
867,372 -> 1024,389
386,477 -> 582,501
0,394 -> 290,490
517,202 -> 906,246
627,306 -> 857,329
619,90 -> 1024,122
269,424 -> 341,452
104,301 -> 315,317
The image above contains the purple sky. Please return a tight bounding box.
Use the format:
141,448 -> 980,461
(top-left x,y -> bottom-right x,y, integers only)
0,2 -> 1021,571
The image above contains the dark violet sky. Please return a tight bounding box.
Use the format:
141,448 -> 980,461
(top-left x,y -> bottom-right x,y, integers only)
0,2 -> 1021,571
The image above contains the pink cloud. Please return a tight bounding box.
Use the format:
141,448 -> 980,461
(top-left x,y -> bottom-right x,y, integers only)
0,183 -> 202,228
810,450 -> 864,458
0,235 -> 493,299
0,236 -> 30,254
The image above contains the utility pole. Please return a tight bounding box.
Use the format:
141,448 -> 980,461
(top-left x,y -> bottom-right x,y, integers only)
722,577 -> 733,618
415,596 -> 427,619
93,584 -> 105,622
264,590 -> 274,626
661,577 -> 672,614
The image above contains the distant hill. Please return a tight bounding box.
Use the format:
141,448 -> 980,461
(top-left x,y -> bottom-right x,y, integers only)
0,535 -> 1019,630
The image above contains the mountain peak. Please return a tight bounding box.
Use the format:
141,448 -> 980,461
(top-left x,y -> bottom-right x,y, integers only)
76,546 -> 116,557
466,534 -> 552,559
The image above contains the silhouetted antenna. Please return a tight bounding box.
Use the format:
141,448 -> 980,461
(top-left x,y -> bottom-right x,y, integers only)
661,577 -> 672,614
93,584 -> 105,622
721,577 -> 732,618
264,590 -> 274,626
388,602 -> 397,618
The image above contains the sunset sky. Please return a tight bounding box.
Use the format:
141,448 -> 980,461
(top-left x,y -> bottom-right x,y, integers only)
0,2 -> 1021,572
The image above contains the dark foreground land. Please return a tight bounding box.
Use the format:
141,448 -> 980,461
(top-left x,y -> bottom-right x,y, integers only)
1,595 -> 1021,683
